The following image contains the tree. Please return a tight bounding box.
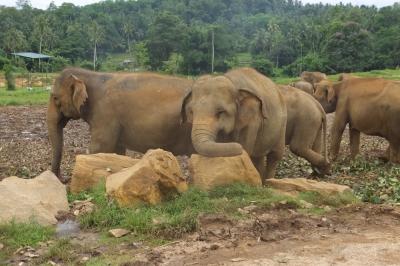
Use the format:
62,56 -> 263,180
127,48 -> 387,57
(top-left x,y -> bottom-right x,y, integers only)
122,21 -> 135,55
88,21 -> 105,71
3,28 -> 28,54
147,12 -> 188,70
33,14 -> 53,69
133,42 -> 150,70
324,21 -> 373,72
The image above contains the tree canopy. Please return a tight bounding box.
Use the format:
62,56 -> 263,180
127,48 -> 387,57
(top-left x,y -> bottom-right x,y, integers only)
1,0 -> 400,75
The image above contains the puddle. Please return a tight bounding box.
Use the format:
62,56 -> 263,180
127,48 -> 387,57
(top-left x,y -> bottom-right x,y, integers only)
56,219 -> 80,238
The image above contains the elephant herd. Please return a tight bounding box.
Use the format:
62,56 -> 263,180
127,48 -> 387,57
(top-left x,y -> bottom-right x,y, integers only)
47,67 -> 400,184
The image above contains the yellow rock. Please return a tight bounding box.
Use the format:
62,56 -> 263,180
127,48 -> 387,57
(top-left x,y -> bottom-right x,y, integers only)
71,153 -> 139,193
189,150 -> 262,190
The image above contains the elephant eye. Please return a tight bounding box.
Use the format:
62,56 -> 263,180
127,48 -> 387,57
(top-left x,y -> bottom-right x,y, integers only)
216,108 -> 226,118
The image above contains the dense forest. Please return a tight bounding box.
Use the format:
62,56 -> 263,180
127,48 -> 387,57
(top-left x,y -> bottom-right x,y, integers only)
1,0 -> 400,76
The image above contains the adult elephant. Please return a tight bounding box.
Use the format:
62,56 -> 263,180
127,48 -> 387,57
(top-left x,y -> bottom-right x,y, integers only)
48,68 -> 194,179
182,68 -> 287,182
279,85 -> 329,175
314,78 -> 400,163
300,71 -> 327,87
289,80 -> 314,95
337,73 -> 360,81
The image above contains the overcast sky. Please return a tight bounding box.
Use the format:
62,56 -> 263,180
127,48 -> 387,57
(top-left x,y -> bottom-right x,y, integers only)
0,0 -> 399,10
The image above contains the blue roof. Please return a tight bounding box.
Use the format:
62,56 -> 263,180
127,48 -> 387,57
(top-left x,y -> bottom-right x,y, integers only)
11,52 -> 52,59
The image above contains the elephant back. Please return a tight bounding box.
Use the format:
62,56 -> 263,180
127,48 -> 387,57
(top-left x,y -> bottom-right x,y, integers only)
225,67 -> 286,119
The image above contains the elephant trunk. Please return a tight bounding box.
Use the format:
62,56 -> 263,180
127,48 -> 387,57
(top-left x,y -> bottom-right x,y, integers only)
191,124 -> 243,157
47,98 -> 66,178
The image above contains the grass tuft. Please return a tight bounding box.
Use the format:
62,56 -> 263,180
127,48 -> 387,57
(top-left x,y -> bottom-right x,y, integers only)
0,220 -> 54,260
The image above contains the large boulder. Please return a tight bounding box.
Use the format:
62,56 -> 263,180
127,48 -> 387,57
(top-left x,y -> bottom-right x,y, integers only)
0,171 -> 69,225
266,178 -> 352,196
71,153 -> 139,193
106,149 -> 188,206
189,150 -> 262,190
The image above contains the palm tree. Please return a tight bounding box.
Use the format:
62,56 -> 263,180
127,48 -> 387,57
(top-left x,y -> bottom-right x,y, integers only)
88,21 -> 105,71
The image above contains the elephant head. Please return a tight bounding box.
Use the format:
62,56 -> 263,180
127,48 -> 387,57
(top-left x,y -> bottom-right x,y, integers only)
314,80 -> 337,113
47,72 -> 88,178
182,74 -> 266,157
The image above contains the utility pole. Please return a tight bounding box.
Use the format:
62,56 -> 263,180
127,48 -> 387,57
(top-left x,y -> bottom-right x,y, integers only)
211,29 -> 215,73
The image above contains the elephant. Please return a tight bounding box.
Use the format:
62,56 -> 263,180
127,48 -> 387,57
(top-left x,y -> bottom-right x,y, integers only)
314,78 -> 400,163
182,67 -> 287,182
300,71 -> 327,87
289,80 -> 314,95
337,73 -> 359,81
279,85 -> 329,174
48,67 -> 194,179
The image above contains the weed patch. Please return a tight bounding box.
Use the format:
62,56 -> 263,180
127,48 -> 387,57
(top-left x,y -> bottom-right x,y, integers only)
0,220 -> 54,260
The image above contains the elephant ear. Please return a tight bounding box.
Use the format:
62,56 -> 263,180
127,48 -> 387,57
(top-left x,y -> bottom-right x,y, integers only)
235,90 -> 263,154
238,87 -> 268,119
70,75 -> 88,113
327,84 -> 336,103
180,89 -> 192,124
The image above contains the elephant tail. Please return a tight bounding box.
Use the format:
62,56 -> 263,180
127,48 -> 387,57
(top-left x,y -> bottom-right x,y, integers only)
322,113 -> 328,163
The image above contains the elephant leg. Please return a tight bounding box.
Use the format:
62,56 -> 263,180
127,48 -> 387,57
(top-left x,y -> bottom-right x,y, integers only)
330,112 -> 348,161
290,143 -> 329,176
115,139 -> 126,155
265,151 -> 281,181
312,127 -> 322,154
89,123 -> 121,154
389,141 -> 400,164
251,156 -> 266,181
349,127 -> 360,159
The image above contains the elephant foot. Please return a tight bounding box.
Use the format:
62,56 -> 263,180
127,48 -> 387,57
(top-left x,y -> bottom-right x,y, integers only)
311,163 -> 331,178
59,175 -> 71,184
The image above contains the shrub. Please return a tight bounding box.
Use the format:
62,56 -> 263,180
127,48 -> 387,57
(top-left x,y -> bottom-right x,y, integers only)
4,64 -> 16,91
162,53 -> 184,74
251,55 -> 274,76
283,53 -> 329,77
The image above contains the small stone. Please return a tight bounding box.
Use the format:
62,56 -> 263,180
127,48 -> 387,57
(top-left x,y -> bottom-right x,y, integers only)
324,206 -> 332,212
210,244 -> 220,250
237,208 -> 248,215
80,256 -> 90,263
243,205 -> 257,212
25,252 -> 39,258
0,243 -> 3,250
279,200 -> 288,205
18,262 -> 25,266
48,261 -> 57,265
73,210 -> 80,216
109,228 -> 131,238
321,217 -> 328,222
299,200 -> 313,209
231,258 -> 246,262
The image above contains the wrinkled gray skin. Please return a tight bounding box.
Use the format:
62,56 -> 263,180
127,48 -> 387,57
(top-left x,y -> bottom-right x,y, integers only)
48,68 -> 194,180
289,80 -> 314,95
182,68 -> 287,182
279,85 -> 330,175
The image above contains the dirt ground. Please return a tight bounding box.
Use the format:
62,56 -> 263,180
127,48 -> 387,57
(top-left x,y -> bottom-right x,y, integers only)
156,205 -> 400,266
0,105 -> 388,180
1,106 -> 398,265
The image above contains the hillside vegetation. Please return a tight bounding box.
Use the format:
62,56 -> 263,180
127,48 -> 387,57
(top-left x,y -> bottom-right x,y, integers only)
1,1 -> 400,76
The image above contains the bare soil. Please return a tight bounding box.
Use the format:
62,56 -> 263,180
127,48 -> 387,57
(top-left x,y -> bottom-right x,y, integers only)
1,106 -> 398,265
0,106 -> 388,180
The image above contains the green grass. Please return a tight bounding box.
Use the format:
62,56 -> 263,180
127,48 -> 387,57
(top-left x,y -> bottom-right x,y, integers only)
72,182 -> 355,241
34,238 -> 77,265
0,220 -> 54,260
0,87 -> 49,106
